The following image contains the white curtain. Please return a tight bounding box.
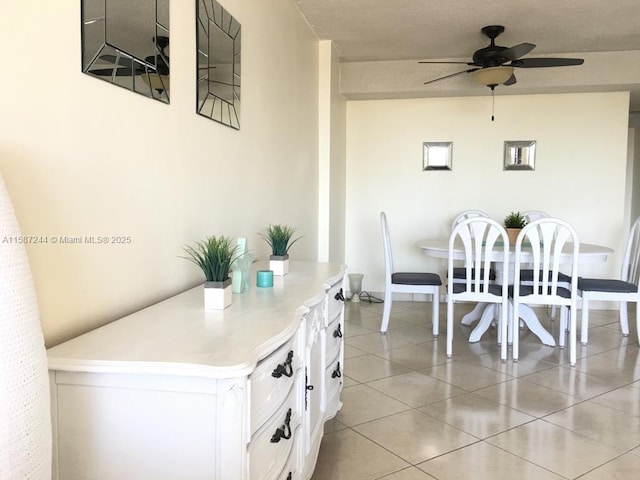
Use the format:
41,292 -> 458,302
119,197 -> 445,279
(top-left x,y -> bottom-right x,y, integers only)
0,173 -> 51,479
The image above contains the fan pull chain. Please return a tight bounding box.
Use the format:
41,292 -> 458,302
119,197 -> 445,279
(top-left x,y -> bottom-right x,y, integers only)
491,86 -> 495,121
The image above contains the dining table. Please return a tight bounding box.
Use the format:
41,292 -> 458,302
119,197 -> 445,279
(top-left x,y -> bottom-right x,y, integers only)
414,238 -> 614,346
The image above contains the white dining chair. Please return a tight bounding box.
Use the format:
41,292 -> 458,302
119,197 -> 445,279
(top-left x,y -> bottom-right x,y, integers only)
450,210 -> 495,284
450,210 -> 497,328
522,210 -> 549,223
380,212 -> 442,335
520,210 -> 568,319
512,218 -> 580,365
447,217 -> 510,360
578,216 -> 640,345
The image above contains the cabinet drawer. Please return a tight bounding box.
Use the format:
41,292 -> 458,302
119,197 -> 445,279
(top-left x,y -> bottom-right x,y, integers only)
277,442 -> 299,480
250,389 -> 300,480
325,356 -> 343,418
326,279 -> 345,325
250,334 -> 301,434
325,316 -> 343,366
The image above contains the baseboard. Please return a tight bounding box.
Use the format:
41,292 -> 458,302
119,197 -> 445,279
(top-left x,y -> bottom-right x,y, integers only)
357,291 -> 619,311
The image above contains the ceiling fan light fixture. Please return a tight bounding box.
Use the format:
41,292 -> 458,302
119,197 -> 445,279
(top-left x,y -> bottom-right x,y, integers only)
471,66 -> 514,87
140,72 -> 170,93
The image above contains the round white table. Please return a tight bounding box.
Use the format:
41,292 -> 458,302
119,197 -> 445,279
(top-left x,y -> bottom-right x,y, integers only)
416,238 -> 612,263
415,238 -> 614,346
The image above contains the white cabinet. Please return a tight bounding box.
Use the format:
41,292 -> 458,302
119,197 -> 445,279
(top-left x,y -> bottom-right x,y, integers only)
47,261 -> 345,480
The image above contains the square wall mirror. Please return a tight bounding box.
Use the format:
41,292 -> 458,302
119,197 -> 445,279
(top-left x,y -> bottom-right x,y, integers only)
423,142 -> 452,171
504,140 -> 536,170
197,0 -> 241,129
81,0 -> 170,103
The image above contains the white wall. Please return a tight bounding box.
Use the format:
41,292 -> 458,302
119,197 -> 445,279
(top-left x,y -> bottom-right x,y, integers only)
317,41 -> 347,263
0,0 -> 320,346
345,92 -> 630,294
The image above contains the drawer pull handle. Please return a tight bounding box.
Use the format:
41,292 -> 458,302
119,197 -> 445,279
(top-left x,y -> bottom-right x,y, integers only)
334,289 -> 345,302
331,362 -> 342,379
287,473 -> 292,480
270,408 -> 292,443
333,324 -> 343,338
271,350 -> 294,378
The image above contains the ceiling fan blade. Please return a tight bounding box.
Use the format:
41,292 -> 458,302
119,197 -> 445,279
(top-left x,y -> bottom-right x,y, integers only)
89,67 -> 136,77
511,57 -> 584,68
501,42 -> 536,62
424,68 -> 479,85
419,60 -> 473,65
98,55 -> 133,67
503,73 -> 517,86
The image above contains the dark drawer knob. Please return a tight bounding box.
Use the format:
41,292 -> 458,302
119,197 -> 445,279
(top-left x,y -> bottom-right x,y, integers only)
334,288 -> 345,302
271,350 -> 294,378
270,408 -> 292,443
331,362 -> 342,379
333,324 -> 343,338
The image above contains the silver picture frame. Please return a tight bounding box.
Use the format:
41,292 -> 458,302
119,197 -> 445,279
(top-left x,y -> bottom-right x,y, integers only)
504,140 -> 536,170
423,142 -> 453,171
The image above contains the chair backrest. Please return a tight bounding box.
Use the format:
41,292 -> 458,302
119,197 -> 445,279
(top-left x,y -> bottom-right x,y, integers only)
522,210 -> 549,224
448,217 -> 509,297
451,210 -> 488,230
514,218 -> 580,301
621,216 -> 640,284
380,212 -> 394,281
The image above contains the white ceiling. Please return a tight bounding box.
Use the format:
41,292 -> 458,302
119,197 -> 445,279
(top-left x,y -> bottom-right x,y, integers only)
294,0 -> 640,111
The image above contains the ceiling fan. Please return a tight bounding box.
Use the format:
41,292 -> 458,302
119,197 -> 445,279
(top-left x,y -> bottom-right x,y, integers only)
420,25 -> 584,89
88,36 -> 170,93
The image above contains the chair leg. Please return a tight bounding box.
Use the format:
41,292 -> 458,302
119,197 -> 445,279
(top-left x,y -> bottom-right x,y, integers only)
500,301 -> 508,361
559,307 -> 567,349
569,307 -> 577,366
432,292 -> 440,337
446,299 -> 454,357
507,304 -> 513,345
636,304 -> 640,345
381,289 -> 392,333
580,295 -> 590,345
512,302 -> 519,362
620,301 -> 630,336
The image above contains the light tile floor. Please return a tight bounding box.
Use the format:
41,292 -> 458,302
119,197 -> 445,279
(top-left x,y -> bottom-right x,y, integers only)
311,300 -> 640,480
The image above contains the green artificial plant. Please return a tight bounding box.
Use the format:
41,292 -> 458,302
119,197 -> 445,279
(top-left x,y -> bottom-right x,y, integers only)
259,224 -> 302,257
182,235 -> 240,282
504,211 -> 527,229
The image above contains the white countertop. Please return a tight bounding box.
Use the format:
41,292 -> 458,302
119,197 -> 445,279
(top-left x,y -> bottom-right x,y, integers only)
47,261 -> 345,379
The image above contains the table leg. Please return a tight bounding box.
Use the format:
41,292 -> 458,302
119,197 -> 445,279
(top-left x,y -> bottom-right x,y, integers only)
461,302 -> 488,325
517,304 -> 556,346
469,304 -> 497,343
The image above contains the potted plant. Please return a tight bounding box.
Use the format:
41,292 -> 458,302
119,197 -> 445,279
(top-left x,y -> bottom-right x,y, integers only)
182,235 -> 239,310
259,224 -> 302,276
504,211 -> 527,244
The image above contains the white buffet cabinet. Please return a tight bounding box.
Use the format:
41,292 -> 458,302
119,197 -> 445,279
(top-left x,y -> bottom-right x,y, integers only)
47,261 -> 346,480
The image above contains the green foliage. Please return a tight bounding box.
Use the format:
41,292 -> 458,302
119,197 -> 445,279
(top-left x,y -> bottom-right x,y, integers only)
181,235 -> 239,282
504,211 -> 527,228
259,224 -> 302,256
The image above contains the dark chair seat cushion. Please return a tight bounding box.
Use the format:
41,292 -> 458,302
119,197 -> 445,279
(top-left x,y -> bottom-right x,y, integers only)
451,283 -> 503,296
450,268 -> 496,280
578,277 -> 637,293
392,272 -> 442,286
520,269 -> 571,283
509,285 -> 572,298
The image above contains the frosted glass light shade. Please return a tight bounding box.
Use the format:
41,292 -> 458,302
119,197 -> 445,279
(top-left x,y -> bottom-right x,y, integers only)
0,173 -> 51,479
472,66 -> 514,86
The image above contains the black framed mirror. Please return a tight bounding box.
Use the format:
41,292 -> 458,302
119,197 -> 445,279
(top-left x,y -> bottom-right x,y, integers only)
197,0 -> 241,129
81,0 -> 170,104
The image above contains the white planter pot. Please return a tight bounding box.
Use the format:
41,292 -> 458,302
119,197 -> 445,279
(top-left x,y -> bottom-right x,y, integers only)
204,278 -> 232,310
269,255 -> 289,276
